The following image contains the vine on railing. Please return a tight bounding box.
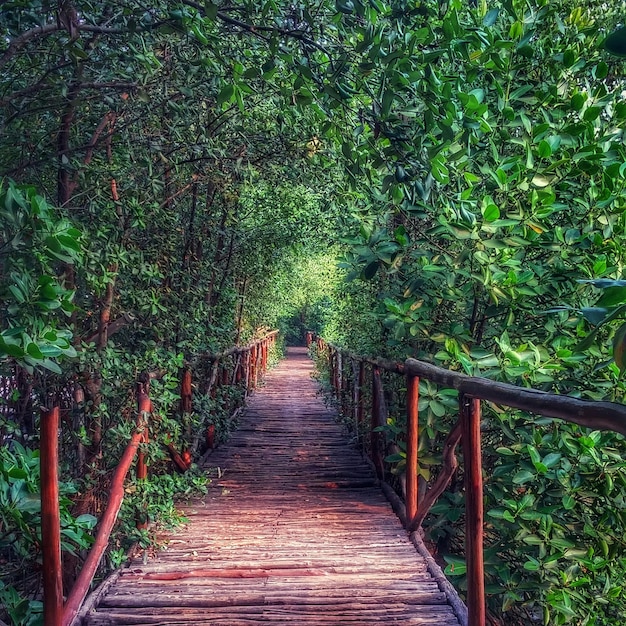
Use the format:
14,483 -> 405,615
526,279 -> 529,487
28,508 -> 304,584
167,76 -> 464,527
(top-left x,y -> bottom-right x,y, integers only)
40,331 -> 278,626
312,336 -> 626,626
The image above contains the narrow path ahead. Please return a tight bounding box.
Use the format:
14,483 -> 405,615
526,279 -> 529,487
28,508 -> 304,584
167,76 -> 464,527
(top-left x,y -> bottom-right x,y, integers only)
83,347 -> 465,625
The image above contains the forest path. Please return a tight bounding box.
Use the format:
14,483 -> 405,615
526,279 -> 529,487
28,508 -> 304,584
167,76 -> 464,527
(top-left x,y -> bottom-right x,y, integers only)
82,347 -> 465,625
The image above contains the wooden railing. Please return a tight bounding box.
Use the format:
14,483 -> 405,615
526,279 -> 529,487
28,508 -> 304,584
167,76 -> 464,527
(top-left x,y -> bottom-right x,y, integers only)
313,337 -> 626,626
41,331 -> 278,626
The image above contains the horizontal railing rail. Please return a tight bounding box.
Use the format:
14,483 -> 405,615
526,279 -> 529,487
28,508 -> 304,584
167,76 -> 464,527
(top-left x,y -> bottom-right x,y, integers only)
312,336 -> 626,626
40,331 -> 278,626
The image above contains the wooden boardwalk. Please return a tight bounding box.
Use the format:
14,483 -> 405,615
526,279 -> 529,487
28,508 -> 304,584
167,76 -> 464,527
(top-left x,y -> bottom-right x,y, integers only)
82,347 -> 465,625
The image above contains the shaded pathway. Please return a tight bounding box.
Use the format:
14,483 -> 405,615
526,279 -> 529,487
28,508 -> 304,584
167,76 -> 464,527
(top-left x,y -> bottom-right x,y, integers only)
82,347 -> 465,625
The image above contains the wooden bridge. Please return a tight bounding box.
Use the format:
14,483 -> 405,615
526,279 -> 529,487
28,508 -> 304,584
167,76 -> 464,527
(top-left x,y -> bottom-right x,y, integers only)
79,347 -> 467,625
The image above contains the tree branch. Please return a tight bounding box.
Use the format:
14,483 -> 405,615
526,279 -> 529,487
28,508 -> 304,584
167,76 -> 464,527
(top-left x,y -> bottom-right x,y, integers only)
84,312 -> 135,345
0,61 -> 74,105
409,419 -> 463,530
72,81 -> 137,91
0,22 -> 60,68
180,1 -> 334,61
0,20 -> 168,69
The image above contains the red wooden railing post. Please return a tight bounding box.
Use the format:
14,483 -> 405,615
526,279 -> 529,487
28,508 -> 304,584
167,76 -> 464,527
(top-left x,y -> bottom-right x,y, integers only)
461,394 -> 485,626
180,367 -> 192,413
262,340 -> 266,372
334,349 -> 341,402
350,359 -> 358,433
243,349 -> 250,392
406,375 -> 419,530
136,379 -> 151,481
180,366 -> 193,445
341,352 -> 349,417
41,406 -> 63,626
328,347 -> 333,386
356,361 -> 365,445
250,346 -> 255,390
250,344 -> 257,389
371,366 -> 384,479
339,351 -> 344,405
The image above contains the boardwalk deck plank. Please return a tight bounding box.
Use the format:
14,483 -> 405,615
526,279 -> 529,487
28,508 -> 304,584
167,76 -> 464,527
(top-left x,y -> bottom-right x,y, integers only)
82,347 -> 464,626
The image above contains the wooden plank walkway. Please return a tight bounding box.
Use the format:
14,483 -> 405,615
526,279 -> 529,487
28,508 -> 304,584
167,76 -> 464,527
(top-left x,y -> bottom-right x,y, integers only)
82,347 -> 465,625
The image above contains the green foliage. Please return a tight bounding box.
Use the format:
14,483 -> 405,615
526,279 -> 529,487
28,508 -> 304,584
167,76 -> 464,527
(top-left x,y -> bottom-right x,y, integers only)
0,182 -> 81,373
2,0 -> 626,623
192,385 -> 245,447
0,443 -> 96,558
245,249 -> 341,344
0,443 -> 96,625
481,418 -> 626,624
0,581 -> 42,626
312,2 -> 626,621
118,469 -> 209,553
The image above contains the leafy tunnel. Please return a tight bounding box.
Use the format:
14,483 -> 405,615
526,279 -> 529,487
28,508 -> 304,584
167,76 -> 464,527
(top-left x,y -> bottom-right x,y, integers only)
2,1 -> 626,624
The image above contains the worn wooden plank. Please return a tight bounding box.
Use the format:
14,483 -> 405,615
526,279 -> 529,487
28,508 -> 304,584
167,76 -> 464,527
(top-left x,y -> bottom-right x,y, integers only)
82,347 -> 465,626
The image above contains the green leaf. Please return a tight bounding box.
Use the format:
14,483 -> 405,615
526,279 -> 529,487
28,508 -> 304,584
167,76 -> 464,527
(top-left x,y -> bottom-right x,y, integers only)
205,2 -> 218,20
444,556 -> 466,576
336,0 -> 355,14
512,469 -> 535,484
429,400 -> 446,417
26,343 -> 44,360
482,203 -> 500,222
217,84 -> 234,106
496,447 -> 515,456
15,493 -> 41,513
483,8 -> 499,27
595,61 -> 608,80
571,93 -> 585,111
561,494 -> 576,511
523,535 -> 545,546
384,452 -> 405,463
538,140 -> 552,158
38,345 -> 63,357
8,284 -> 26,303
75,513 -> 98,528
583,106 -> 601,122
39,359 -> 62,374
523,558 -> 541,571
57,234 -> 81,252
605,26 -> 626,57
0,340 -> 25,358
579,279 -> 626,288
542,453 -> 561,468
573,300 -> 626,351
612,322 -> 626,375
381,89 -> 395,116
531,174 -> 552,188
581,307 -> 609,326
596,287 -> 626,308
